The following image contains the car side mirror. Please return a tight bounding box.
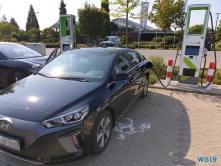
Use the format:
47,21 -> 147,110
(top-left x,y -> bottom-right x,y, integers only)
115,72 -> 130,81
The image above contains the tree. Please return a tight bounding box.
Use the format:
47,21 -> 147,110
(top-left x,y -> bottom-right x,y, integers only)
110,0 -> 144,48
10,17 -> 19,28
148,0 -> 184,49
101,0 -> 111,37
26,4 -> 39,32
41,27 -> 58,42
188,24 -> 209,34
27,27 -> 41,42
215,20 -> 221,41
78,2 -> 105,42
1,14 -> 7,22
59,0 -> 67,15
0,22 -> 19,40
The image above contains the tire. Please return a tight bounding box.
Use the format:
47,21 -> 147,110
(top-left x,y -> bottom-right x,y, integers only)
92,110 -> 112,154
140,75 -> 149,98
7,71 -> 26,86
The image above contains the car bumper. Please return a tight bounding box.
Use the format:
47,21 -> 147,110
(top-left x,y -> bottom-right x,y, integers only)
0,119 -> 93,164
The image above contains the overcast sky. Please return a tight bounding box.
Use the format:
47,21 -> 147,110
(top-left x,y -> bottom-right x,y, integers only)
0,0 -> 220,30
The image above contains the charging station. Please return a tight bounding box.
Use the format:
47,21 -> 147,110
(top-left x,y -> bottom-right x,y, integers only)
60,14 -> 76,53
178,4 -> 211,87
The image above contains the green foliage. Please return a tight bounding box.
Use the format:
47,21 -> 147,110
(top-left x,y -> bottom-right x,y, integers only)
41,27 -> 58,42
59,0 -> 67,15
10,38 -> 18,42
162,36 -> 179,45
101,0 -> 111,37
149,75 -> 158,84
120,35 -> 126,46
110,0 -> 142,48
78,2 -> 105,38
188,24 -> 209,34
10,18 -> 19,28
0,22 -> 19,40
152,36 -> 162,42
122,44 -> 136,49
26,4 -> 39,31
148,0 -> 185,48
27,27 -> 41,42
214,69 -> 221,85
216,20 -> 221,41
148,55 -> 167,79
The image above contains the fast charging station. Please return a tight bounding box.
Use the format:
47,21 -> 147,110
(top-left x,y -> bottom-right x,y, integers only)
178,4 -> 211,87
60,14 -> 77,53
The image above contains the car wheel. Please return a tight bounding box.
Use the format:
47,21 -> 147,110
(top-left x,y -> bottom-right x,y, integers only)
92,110 -> 112,154
8,71 -> 26,86
140,75 -> 149,98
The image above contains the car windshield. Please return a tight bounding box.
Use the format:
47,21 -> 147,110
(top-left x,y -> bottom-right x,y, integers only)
0,44 -> 42,59
38,51 -> 114,82
103,37 -> 115,41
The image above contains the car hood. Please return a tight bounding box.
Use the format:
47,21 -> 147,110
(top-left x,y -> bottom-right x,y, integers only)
0,75 -> 103,121
16,56 -> 48,65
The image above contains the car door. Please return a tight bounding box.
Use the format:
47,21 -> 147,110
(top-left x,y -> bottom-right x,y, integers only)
127,51 -> 144,97
108,52 -> 135,118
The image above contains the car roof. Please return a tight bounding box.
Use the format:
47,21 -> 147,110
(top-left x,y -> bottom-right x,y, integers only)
70,47 -> 129,55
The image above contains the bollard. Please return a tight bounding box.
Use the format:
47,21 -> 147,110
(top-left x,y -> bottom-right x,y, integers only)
206,62 -> 216,90
166,60 -> 173,86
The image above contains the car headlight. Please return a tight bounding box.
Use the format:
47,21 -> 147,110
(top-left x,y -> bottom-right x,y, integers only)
41,105 -> 89,128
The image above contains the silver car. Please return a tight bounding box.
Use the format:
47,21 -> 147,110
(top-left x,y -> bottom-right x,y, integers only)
100,36 -> 120,47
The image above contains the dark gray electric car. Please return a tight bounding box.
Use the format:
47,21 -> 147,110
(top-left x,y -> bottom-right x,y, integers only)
0,47 -> 151,164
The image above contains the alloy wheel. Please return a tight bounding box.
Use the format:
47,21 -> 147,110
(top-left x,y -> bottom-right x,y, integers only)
97,116 -> 111,148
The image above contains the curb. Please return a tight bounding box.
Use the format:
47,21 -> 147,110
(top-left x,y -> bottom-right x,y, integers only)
149,85 -> 221,96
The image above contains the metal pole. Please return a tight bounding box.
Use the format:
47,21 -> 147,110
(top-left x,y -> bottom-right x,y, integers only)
215,13 -> 220,36
173,26 -> 176,48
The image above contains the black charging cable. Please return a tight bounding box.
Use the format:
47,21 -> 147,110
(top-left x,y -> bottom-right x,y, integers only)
200,11 -> 217,88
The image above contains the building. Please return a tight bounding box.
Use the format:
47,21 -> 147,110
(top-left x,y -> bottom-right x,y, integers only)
111,18 -> 175,42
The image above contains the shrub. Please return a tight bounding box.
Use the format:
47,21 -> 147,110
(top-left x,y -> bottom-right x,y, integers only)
152,36 -> 162,42
149,45 -> 155,49
162,36 -> 179,45
148,55 -> 167,79
77,44 -> 89,48
149,75 -> 158,84
10,38 -> 18,42
122,44 -> 136,49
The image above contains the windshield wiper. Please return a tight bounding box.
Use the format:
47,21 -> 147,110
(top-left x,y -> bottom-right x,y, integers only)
36,72 -> 50,78
50,76 -> 90,82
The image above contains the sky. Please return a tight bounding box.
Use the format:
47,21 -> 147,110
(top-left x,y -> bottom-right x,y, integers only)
0,0 -> 220,31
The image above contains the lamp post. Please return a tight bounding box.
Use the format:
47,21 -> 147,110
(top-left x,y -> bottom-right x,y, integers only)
215,13 -> 220,36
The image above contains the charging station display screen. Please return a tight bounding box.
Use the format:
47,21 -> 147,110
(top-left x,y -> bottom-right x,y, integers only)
185,46 -> 200,56
62,44 -> 70,51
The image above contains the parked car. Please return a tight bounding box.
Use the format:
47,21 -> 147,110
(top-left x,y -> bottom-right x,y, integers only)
100,36 -> 120,47
0,42 -> 58,90
204,37 -> 211,51
0,47 -> 152,164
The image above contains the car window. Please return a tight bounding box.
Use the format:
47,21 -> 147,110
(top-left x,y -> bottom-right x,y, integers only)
0,44 -> 42,59
39,51 -> 114,82
114,52 -> 130,73
128,51 -> 142,67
